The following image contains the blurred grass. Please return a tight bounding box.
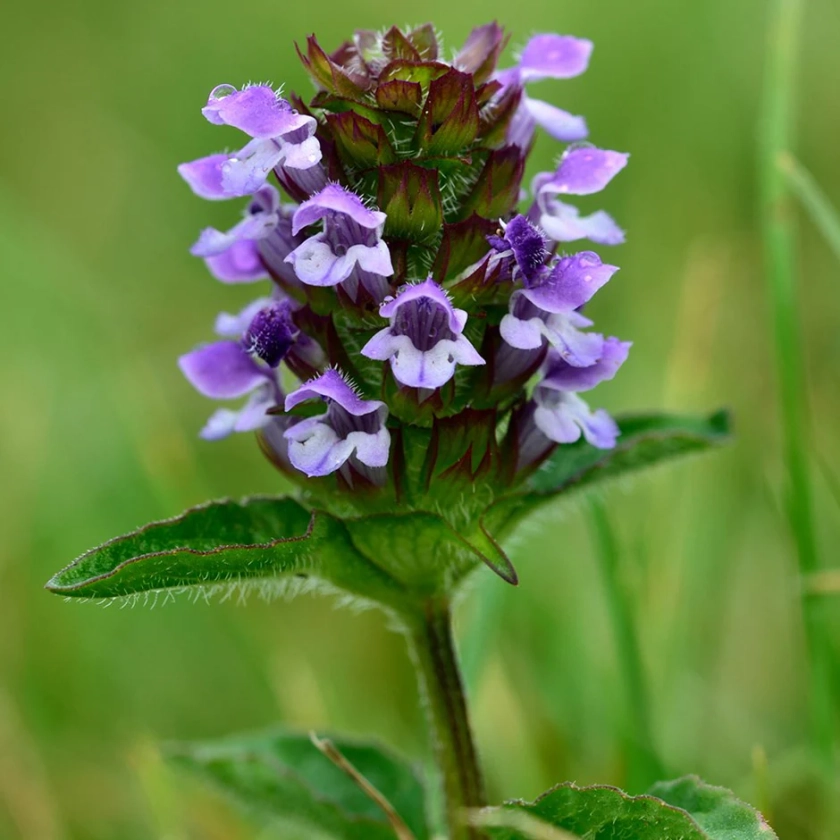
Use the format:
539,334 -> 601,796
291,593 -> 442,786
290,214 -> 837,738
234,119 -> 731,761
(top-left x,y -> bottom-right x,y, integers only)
759,0 -> 834,772
1,0 -> 839,838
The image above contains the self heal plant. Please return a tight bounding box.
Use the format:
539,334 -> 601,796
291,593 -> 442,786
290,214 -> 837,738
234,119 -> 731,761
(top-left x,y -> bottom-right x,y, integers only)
47,23 -> 771,840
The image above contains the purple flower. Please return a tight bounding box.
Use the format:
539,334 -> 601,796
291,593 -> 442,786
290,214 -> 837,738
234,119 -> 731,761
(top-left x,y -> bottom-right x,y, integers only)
283,369 -> 390,478
531,338 -> 630,449
189,185 -> 309,286
285,184 -> 393,302
517,34 -> 594,82
533,390 -> 619,448
178,85 -> 321,201
488,215 -> 549,285
190,186 -> 275,283
361,278 -> 485,390
530,146 -> 627,245
179,299 -> 299,439
540,335 -> 630,391
496,33 -> 593,148
178,340 -> 279,440
500,251 -> 618,366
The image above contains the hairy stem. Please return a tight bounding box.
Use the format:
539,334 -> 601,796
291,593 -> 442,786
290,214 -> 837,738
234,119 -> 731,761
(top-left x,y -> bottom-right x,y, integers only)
408,597 -> 486,839
760,0 -> 835,764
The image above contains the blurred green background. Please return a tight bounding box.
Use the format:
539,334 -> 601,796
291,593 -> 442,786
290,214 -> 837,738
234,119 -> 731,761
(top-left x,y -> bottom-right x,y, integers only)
1,0 -> 839,837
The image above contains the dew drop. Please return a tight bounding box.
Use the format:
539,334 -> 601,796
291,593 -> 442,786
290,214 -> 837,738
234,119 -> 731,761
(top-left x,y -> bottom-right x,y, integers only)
209,84 -> 237,101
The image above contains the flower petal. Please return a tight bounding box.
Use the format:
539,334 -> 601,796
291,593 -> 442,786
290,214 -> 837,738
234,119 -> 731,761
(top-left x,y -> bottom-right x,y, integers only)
541,315 -> 605,367
292,183 -> 386,234
524,96 -> 588,142
500,311 -> 546,350
538,197 -> 625,245
522,252 -> 618,312
540,147 -> 628,196
348,425 -> 391,468
541,337 -> 631,391
202,84 -> 314,140
534,390 -> 619,448
178,341 -> 267,399
190,188 -> 280,257
518,34 -> 593,81
233,385 -> 277,431
199,408 -> 240,441
204,240 -> 268,283
216,137 -> 285,198
378,278 -> 463,333
285,236 -> 341,286
281,134 -> 323,170
285,369 -> 384,418
284,421 -> 356,477
177,154 -> 231,200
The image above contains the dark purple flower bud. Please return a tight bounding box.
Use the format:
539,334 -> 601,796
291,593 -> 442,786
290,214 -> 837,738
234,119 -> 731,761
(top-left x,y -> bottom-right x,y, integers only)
489,215 -> 549,285
361,279 -> 485,390
243,301 -> 299,367
283,369 -> 390,477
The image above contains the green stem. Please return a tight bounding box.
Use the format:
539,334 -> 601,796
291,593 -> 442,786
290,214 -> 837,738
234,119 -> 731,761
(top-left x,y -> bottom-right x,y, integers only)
407,597 -> 486,840
760,0 -> 835,763
588,496 -> 664,788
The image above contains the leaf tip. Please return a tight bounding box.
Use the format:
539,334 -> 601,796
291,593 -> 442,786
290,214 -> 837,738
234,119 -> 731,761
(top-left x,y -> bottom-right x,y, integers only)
708,407 -> 733,438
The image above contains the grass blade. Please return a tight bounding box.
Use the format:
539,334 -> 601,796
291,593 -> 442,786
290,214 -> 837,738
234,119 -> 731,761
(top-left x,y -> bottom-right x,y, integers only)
759,0 -> 835,763
779,152 -> 840,263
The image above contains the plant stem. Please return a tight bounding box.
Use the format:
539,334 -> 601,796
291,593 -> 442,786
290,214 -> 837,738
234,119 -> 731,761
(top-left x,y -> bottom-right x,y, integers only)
760,0 -> 835,764
408,597 -> 486,840
588,496 -> 664,789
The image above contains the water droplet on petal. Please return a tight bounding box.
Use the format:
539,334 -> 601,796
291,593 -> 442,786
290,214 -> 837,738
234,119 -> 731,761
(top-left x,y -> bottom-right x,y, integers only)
209,84 -> 237,100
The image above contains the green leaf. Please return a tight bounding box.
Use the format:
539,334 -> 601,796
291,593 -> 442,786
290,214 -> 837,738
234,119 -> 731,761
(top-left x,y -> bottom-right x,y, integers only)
480,411 -> 731,547
166,727 -> 429,840
45,496 -> 404,606
529,410 -> 731,496
649,777 -> 777,839
477,776 -> 776,839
